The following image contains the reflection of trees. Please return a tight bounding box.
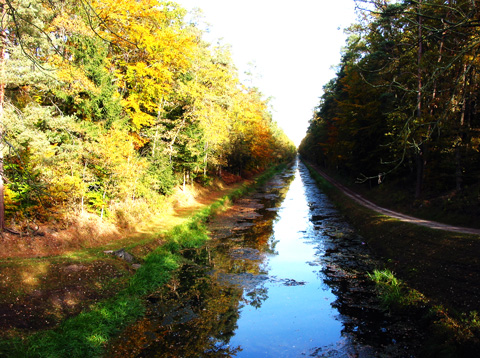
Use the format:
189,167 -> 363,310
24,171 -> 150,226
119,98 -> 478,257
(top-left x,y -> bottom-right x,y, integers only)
204,169 -> 296,313
244,220 -> 276,253
244,287 -> 269,309
109,167 -> 297,356
204,244 -> 271,311
108,263 -> 243,357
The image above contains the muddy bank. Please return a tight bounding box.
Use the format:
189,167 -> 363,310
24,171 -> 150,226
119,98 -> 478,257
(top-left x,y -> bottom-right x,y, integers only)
0,177 -> 251,341
0,259 -> 132,336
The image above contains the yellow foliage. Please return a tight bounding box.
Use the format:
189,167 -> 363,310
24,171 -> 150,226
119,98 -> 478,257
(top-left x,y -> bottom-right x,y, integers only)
44,144 -> 58,159
121,96 -> 156,130
51,54 -> 99,96
48,174 -> 85,208
4,187 -> 19,216
92,0 -> 197,130
49,12 -> 94,37
90,127 -> 149,200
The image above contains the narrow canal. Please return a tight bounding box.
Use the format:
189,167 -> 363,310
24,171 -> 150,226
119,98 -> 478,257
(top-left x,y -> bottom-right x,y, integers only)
109,159 -> 423,357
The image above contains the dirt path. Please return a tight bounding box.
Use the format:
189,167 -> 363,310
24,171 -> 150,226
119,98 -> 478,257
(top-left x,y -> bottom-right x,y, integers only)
307,161 -> 480,236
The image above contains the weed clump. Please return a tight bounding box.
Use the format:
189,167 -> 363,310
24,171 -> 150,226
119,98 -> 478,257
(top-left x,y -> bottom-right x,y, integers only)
368,269 -> 425,310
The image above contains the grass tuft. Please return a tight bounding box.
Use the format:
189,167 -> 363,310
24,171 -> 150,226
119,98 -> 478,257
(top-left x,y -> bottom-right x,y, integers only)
368,269 -> 409,309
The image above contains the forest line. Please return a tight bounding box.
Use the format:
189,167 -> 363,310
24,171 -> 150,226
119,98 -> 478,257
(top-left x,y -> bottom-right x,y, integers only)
0,0 -> 296,235
300,0 -> 480,227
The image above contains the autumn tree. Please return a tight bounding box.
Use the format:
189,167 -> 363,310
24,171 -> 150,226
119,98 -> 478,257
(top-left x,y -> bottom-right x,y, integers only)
177,42 -> 238,177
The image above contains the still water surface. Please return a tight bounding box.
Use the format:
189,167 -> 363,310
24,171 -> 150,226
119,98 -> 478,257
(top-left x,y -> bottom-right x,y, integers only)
227,162 -> 344,356
110,159 -> 420,357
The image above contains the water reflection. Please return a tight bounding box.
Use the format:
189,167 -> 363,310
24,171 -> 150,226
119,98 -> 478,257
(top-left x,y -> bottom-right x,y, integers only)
108,159 -> 421,357
225,162 -> 345,357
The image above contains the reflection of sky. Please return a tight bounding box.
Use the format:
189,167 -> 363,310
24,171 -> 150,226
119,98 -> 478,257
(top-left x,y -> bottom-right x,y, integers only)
228,162 -> 344,357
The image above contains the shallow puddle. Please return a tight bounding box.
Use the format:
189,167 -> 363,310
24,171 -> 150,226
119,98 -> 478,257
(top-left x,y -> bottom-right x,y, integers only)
109,159 -> 423,357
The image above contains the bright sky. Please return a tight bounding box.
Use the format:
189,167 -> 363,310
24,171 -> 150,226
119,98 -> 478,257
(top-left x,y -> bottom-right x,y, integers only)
176,0 -> 357,146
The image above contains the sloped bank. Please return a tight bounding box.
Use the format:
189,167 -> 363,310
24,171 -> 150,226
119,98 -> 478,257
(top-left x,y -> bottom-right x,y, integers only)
302,159 -> 480,357
0,164 -> 290,358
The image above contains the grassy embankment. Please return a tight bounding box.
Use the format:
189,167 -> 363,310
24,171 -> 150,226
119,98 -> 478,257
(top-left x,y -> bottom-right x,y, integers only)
0,164 -> 288,358
304,161 -> 480,357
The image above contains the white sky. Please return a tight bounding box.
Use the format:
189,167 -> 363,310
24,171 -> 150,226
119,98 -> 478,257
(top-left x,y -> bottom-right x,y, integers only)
176,0 -> 357,146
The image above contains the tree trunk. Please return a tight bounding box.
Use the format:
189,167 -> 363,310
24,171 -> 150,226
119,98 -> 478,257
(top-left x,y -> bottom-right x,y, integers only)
152,98 -> 164,158
169,117 -> 187,164
152,127 -> 158,158
0,0 -> 7,231
415,0 -> 424,200
204,141 -> 208,177
0,154 -> 4,231
455,144 -> 462,192
414,147 -> 424,199
81,161 -> 87,213
417,1 -> 423,120
100,187 -> 107,220
455,63 -> 469,192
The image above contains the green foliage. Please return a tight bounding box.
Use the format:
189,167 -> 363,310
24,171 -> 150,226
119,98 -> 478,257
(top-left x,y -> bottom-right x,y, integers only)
144,156 -> 177,196
23,293 -> 144,358
462,311 -> 480,342
84,189 -> 109,217
128,249 -> 180,296
55,35 -> 123,126
4,160 -> 45,219
368,269 -> 403,308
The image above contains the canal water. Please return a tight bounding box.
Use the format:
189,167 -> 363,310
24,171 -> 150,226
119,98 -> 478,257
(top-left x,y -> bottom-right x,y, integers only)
109,159 -> 422,357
